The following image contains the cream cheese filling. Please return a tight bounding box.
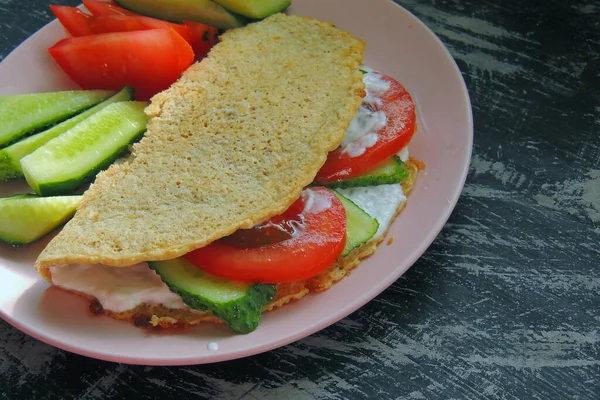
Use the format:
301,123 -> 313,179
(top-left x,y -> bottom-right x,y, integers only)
338,184 -> 406,241
49,262 -> 188,313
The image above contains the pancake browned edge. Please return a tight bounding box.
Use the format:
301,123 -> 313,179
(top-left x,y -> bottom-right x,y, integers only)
87,160 -> 423,329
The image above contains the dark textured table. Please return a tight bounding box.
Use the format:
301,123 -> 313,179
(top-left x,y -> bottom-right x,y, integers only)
1,0 -> 599,399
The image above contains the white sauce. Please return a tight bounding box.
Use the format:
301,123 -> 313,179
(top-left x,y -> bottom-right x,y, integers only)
338,184 -> 406,241
343,108 -> 386,147
50,263 -> 189,312
302,187 -> 332,214
362,72 -> 391,106
340,71 -> 390,157
398,147 -> 409,162
254,187 -> 331,236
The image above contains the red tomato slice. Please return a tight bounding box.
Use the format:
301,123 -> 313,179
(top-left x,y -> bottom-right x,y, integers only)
82,0 -> 138,16
50,5 -> 93,37
50,6 -> 217,61
88,14 -> 194,44
48,29 -> 194,100
185,187 -> 347,284
183,20 -> 218,60
315,72 -> 416,183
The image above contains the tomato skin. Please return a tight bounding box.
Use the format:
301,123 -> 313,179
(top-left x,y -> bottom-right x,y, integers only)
51,5 -> 217,61
48,29 -> 194,100
87,14 -> 194,44
88,16 -> 217,60
185,187 -> 347,284
51,6 -> 194,43
315,73 -> 417,183
183,20 -> 218,60
82,0 -> 138,16
224,195 -> 307,247
50,5 -> 94,37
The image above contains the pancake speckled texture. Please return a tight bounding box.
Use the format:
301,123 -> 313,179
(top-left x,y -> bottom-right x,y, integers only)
35,14 -> 366,277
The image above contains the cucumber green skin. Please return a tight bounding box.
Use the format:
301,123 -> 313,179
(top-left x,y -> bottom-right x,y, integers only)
21,101 -> 148,196
0,90 -> 115,148
30,133 -> 145,196
332,190 -> 379,256
323,156 -> 409,189
0,194 -> 82,245
0,154 -> 13,180
148,258 -> 276,334
213,0 -> 290,19
0,87 -> 134,181
114,0 -> 248,29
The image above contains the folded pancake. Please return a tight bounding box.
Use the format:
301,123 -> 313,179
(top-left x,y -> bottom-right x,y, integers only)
48,160 -> 420,328
35,14 -> 366,279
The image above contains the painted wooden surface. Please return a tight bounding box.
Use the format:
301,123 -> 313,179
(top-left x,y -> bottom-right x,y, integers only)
1,0 -> 599,398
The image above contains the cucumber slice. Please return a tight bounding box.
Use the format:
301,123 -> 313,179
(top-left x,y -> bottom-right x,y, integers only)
115,0 -> 248,29
21,101 -> 149,196
0,87 -> 135,181
323,156 -> 409,189
333,190 -> 379,256
0,89 -> 115,148
0,194 -> 82,245
213,0 -> 290,19
148,258 -> 276,334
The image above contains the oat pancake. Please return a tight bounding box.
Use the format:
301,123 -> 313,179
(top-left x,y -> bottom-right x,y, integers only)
35,14 -> 366,277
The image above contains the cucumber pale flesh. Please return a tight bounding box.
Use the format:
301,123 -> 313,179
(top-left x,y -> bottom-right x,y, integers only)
0,90 -> 114,148
148,258 -> 276,334
0,87 -> 134,181
333,190 -> 379,256
115,0 -> 248,29
0,194 -> 82,245
323,156 -> 409,189
213,0 -> 290,19
21,101 -> 149,196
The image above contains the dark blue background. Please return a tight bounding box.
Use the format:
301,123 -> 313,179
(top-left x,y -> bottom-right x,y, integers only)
1,1 -> 599,398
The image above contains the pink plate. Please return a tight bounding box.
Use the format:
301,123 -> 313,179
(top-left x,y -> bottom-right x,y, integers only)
0,0 -> 472,365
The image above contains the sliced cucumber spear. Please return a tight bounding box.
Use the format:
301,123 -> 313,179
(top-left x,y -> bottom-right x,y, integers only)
0,194 -> 82,245
21,101 -> 149,196
0,89 -> 115,148
322,156 -> 409,189
213,0 -> 291,19
0,87 -> 135,182
333,190 -> 379,256
114,0 -> 248,29
148,258 -> 276,334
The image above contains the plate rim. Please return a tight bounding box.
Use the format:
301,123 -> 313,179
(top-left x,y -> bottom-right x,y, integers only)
0,0 -> 473,366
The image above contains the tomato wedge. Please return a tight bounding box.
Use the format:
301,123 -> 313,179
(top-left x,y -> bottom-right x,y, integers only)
50,5 -> 93,36
315,72 -> 417,183
88,16 -> 217,60
48,29 -> 194,100
87,14 -> 194,43
51,5 -> 217,61
185,187 -> 347,284
82,0 -> 138,16
184,20 -> 219,59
